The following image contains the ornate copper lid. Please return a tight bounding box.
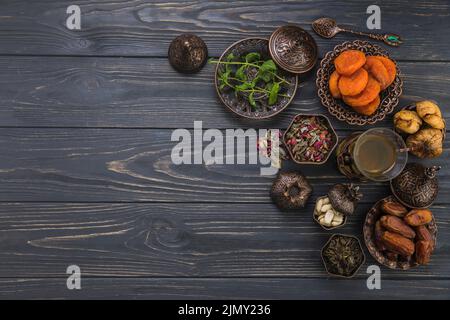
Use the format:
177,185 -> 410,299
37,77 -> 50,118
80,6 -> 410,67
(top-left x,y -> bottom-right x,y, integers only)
269,25 -> 318,74
168,34 -> 208,73
390,163 -> 440,209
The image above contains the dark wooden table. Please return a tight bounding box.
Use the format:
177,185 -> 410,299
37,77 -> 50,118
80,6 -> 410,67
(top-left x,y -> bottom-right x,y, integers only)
0,0 -> 449,300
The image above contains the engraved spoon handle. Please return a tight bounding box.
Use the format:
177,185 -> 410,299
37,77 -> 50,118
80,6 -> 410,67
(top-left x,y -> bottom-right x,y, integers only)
339,27 -> 403,47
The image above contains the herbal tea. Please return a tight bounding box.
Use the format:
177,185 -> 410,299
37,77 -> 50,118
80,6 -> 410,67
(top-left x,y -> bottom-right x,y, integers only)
354,134 -> 397,176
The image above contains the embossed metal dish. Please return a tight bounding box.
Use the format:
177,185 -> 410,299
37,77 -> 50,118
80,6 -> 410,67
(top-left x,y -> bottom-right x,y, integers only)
316,40 -> 403,126
269,25 -> 318,74
282,114 -> 338,165
321,234 -> 365,278
313,196 -> 347,231
214,38 -> 298,119
363,196 -> 437,270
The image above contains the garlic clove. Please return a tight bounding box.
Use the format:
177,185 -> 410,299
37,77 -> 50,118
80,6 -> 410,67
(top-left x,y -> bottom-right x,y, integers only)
315,198 -> 323,213
321,204 -> 332,213
324,210 -> 334,224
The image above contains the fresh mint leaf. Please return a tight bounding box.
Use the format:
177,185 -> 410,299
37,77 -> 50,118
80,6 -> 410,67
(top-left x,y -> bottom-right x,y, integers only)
259,70 -> 272,83
225,53 -> 235,62
260,59 -> 277,73
248,92 -> 256,109
245,52 -> 260,63
235,82 -> 251,92
236,65 -> 247,81
268,82 -> 280,105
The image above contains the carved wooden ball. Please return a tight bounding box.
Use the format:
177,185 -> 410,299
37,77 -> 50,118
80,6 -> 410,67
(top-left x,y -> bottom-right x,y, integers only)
168,34 -> 208,73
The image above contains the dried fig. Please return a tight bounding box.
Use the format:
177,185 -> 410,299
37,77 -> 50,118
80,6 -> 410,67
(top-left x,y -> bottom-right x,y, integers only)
381,200 -> 408,217
404,209 -> 433,226
394,110 -> 422,135
380,215 -> 416,239
406,128 -> 443,158
381,231 -> 415,257
416,240 -> 433,265
416,100 -> 445,130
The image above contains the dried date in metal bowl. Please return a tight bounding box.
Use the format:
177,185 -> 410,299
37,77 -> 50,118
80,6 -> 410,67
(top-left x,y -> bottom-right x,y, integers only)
363,196 -> 437,270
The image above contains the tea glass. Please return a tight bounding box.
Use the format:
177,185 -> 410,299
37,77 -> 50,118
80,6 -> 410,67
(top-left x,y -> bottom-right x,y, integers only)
353,128 -> 408,182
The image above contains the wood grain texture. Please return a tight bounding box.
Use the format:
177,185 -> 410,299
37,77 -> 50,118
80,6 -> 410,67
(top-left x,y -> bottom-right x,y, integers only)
0,0 -> 449,299
0,203 -> 448,278
0,57 -> 449,129
0,0 -> 449,60
0,277 -> 449,300
0,128 -> 448,203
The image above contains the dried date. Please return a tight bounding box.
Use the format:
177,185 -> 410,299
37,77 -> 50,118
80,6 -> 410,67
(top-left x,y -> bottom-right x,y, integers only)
416,240 -> 433,265
415,225 -> 434,248
381,200 -> 408,217
380,215 -> 416,239
404,209 -> 433,227
381,231 -> 415,257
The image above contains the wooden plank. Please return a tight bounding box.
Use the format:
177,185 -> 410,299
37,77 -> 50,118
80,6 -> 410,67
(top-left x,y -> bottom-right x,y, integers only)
0,128 -> 448,203
0,202 -> 448,278
0,1 -> 449,60
0,277 -> 449,299
0,57 -> 449,129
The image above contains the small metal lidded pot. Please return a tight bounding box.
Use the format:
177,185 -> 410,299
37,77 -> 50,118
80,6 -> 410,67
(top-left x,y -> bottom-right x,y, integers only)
168,34 -> 208,74
313,183 -> 362,230
390,163 -> 440,209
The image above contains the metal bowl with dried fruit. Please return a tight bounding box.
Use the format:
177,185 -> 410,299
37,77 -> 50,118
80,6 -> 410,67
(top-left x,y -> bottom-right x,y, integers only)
363,196 -> 437,270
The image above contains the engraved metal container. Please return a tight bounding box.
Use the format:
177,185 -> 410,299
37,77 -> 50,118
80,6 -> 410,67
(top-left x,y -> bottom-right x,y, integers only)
269,25 -> 318,74
321,234 -> 365,278
390,163 -> 440,209
282,114 -> 338,165
312,196 -> 348,231
168,34 -> 208,73
316,40 -> 403,125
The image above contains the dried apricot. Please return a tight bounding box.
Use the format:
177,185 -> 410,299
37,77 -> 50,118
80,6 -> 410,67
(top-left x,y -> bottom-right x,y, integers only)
334,50 -> 366,76
343,76 -> 381,107
364,56 -> 390,90
338,68 -> 368,96
372,56 -> 396,87
329,70 -> 342,98
350,95 -> 380,116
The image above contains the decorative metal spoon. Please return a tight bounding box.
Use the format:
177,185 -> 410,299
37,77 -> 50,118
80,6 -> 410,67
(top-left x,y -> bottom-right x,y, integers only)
312,17 -> 403,47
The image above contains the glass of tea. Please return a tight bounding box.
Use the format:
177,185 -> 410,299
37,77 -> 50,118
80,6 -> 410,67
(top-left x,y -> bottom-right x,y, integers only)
353,128 -> 408,181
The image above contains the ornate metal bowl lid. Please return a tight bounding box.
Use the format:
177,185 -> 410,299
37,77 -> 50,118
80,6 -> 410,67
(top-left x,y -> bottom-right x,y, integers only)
168,34 -> 208,73
269,25 -> 318,74
390,163 -> 440,209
